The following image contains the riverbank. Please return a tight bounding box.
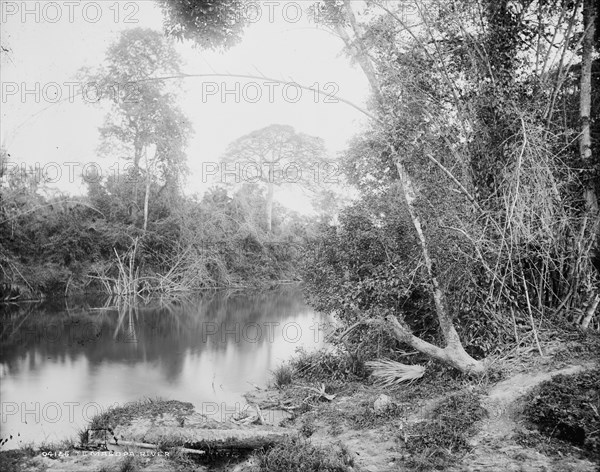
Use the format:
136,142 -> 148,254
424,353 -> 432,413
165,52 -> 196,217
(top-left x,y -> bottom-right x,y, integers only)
2,328 -> 598,472
0,247 -> 302,302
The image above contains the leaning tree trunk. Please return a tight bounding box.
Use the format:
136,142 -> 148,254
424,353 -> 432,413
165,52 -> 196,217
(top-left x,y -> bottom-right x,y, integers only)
394,162 -> 484,372
334,2 -> 484,373
388,153 -> 483,372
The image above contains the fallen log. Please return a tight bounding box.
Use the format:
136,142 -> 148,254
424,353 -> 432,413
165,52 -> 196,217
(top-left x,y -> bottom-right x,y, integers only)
116,425 -> 290,453
108,439 -> 206,455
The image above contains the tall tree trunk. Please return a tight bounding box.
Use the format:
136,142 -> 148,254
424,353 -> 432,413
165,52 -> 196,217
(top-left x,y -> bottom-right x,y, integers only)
133,139 -> 142,203
334,1 -> 383,104
143,176 -> 150,232
131,139 -> 143,225
334,2 -> 483,373
143,146 -> 151,232
581,294 -> 600,329
580,0 -> 599,330
266,181 -> 274,233
581,0 -> 598,216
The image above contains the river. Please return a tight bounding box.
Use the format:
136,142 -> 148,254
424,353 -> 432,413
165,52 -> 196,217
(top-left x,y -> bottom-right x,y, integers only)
0,286 -> 325,449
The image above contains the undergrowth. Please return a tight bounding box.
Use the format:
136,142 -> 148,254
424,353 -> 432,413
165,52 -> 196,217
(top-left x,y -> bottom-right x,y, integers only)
251,436 -> 354,472
0,447 -> 37,472
522,368 -> 600,460
344,397 -> 407,429
403,391 -> 486,471
289,347 -> 369,382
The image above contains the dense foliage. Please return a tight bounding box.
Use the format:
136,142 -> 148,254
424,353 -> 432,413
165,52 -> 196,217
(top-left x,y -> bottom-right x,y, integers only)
158,0 -> 247,51
0,161 -> 315,299
301,0 -> 600,368
2,1 -> 599,373
523,368 -> 600,457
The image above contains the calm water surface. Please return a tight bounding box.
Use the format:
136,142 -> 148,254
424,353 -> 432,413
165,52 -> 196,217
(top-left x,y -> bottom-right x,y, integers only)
0,286 -> 325,449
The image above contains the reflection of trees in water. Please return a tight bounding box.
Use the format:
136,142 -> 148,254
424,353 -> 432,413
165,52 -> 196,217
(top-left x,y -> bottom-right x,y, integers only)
0,286 -> 311,376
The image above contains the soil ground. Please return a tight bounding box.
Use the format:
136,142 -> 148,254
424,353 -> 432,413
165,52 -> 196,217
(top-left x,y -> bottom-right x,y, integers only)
1,342 -> 598,472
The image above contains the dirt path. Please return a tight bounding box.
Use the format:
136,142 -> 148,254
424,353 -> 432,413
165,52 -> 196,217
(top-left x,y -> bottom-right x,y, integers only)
454,363 -> 598,472
304,363 -> 599,472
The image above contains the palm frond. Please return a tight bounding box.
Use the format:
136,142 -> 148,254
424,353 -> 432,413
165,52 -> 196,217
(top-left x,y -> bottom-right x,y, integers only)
366,359 -> 426,387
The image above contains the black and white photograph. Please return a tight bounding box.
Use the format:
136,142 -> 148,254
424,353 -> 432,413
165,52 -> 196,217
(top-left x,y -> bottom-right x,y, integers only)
1,1 -> 599,471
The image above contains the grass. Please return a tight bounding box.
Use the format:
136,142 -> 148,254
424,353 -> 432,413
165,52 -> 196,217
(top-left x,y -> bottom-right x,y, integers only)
348,399 -> 406,429
272,363 -> 293,388
88,398 -> 194,431
299,417 -> 317,438
0,446 -> 37,472
289,347 -> 369,382
250,436 -> 354,472
0,440 -> 79,472
403,390 -> 486,471
521,367 -> 600,461
118,455 -> 137,472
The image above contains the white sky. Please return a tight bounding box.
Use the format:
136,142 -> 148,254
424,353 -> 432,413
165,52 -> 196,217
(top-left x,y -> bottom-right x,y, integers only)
0,0 -> 371,212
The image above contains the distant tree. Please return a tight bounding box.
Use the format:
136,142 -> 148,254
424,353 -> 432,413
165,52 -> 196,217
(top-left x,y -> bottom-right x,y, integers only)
310,187 -> 350,225
221,124 -> 328,233
82,27 -> 191,229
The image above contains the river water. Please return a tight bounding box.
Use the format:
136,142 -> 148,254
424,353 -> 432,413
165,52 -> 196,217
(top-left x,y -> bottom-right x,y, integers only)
0,286 -> 325,449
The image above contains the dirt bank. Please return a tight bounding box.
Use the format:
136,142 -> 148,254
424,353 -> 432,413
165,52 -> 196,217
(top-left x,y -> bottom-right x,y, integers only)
1,359 -> 598,472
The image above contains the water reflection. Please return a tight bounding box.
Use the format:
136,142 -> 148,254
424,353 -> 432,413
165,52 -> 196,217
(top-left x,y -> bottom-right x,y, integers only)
0,286 -> 324,448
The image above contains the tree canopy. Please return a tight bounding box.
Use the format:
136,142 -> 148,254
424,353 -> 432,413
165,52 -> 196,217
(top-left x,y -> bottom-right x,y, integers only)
157,0 -> 247,50
221,124 -> 329,232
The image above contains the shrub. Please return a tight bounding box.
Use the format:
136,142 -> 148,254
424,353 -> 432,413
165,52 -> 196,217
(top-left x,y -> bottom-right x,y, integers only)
252,437 -> 354,472
272,363 -> 293,388
522,368 -> 600,458
290,348 -> 369,382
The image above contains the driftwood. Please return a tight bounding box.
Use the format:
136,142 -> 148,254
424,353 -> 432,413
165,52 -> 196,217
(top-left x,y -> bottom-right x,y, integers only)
108,439 -> 206,455
114,426 -> 290,453
300,383 -> 336,402
230,404 -> 265,426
